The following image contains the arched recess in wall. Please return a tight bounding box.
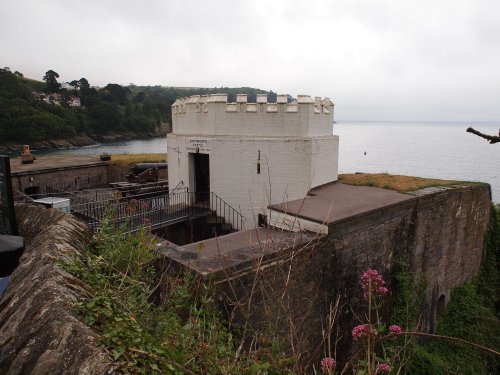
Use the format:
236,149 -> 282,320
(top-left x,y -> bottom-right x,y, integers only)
24,186 -> 40,198
436,294 -> 446,316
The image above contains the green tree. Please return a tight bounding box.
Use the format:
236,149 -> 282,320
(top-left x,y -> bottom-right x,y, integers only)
78,77 -> 90,91
43,70 -> 61,93
69,80 -> 80,94
134,91 -> 145,103
78,78 -> 97,107
103,83 -> 130,105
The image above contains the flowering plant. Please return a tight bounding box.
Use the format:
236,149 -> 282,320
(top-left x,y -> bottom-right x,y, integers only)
320,357 -> 336,374
351,269 -> 404,374
352,324 -> 377,340
376,363 -> 391,373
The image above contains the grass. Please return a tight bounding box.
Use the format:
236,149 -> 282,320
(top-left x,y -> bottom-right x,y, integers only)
338,173 -> 484,193
107,153 -> 167,165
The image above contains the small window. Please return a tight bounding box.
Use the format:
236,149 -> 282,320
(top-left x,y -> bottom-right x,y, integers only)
257,150 -> 261,174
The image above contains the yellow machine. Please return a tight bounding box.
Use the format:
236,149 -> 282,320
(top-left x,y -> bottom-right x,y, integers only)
21,145 -> 34,164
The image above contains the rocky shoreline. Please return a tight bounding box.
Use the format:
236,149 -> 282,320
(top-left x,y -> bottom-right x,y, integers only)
0,131 -> 166,154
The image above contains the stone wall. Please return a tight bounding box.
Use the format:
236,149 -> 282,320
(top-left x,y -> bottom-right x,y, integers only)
212,184 -> 491,365
12,164 -> 109,195
12,162 -> 167,196
0,204 -> 114,374
327,185 -> 490,334
1,184 -> 491,371
107,163 -> 132,183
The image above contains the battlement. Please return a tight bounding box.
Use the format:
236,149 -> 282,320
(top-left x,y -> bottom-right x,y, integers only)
171,94 -> 335,137
172,94 -> 334,115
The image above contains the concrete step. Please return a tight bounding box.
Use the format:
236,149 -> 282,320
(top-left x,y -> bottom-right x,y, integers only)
205,215 -> 225,224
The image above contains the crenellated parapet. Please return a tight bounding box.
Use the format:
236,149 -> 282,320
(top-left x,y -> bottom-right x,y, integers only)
171,94 -> 335,137
173,94 -> 334,115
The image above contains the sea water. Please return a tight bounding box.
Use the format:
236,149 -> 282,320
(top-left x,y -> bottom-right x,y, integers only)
335,122 -> 500,201
40,122 -> 500,201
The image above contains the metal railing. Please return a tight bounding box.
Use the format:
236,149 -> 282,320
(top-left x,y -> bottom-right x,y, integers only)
70,190 -> 245,233
13,187 -> 90,207
45,185 -> 94,207
71,190 -> 192,232
13,190 -> 36,204
15,182 -> 245,234
195,191 -> 246,232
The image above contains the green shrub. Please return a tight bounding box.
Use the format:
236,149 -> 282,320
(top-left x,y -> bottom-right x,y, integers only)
403,344 -> 447,375
65,217 -> 245,374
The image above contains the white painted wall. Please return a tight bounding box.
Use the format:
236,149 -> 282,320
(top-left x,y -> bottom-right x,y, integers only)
210,137 -> 312,227
172,95 -> 334,138
167,93 -> 339,230
310,136 -> 339,188
167,134 -> 339,228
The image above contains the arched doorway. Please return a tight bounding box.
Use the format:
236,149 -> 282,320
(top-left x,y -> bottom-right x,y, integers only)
436,294 -> 446,316
24,186 -> 40,198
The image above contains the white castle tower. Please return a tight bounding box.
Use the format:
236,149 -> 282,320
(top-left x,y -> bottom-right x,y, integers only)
167,93 -> 339,229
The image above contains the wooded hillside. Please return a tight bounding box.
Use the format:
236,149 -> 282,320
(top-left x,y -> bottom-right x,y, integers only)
0,68 -> 273,144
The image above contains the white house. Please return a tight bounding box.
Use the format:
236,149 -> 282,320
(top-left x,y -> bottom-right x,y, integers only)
167,93 -> 339,229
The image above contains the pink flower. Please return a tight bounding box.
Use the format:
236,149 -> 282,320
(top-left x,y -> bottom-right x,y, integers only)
377,286 -> 389,296
320,357 -> 336,372
377,363 -> 391,373
360,269 -> 388,300
352,324 -> 376,340
389,325 -> 402,335
360,269 -> 385,289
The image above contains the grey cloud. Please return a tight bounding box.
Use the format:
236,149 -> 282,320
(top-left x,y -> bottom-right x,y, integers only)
1,0 -> 499,121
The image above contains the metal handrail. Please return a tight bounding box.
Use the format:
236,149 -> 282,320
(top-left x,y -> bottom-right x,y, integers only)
13,190 -> 35,204
71,190 -> 192,232
75,184 -> 168,207
170,180 -> 186,193
70,189 -> 245,233
187,191 -> 246,232
210,191 -> 246,232
45,185 -> 94,206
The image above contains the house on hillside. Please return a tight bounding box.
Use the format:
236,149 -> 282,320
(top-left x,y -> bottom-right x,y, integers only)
31,91 -> 81,107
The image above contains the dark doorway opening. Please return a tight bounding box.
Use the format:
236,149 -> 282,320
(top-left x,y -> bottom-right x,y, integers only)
24,186 -> 40,198
258,214 -> 267,227
436,295 -> 446,316
194,153 -> 210,203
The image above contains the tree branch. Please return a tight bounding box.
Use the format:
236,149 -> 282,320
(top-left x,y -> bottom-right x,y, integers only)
398,331 -> 500,356
466,127 -> 500,144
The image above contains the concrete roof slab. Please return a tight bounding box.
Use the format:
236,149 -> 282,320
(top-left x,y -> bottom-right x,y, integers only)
156,227 -> 315,275
268,182 -> 416,226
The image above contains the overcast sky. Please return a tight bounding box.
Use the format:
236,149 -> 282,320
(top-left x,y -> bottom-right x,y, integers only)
1,0 -> 499,121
